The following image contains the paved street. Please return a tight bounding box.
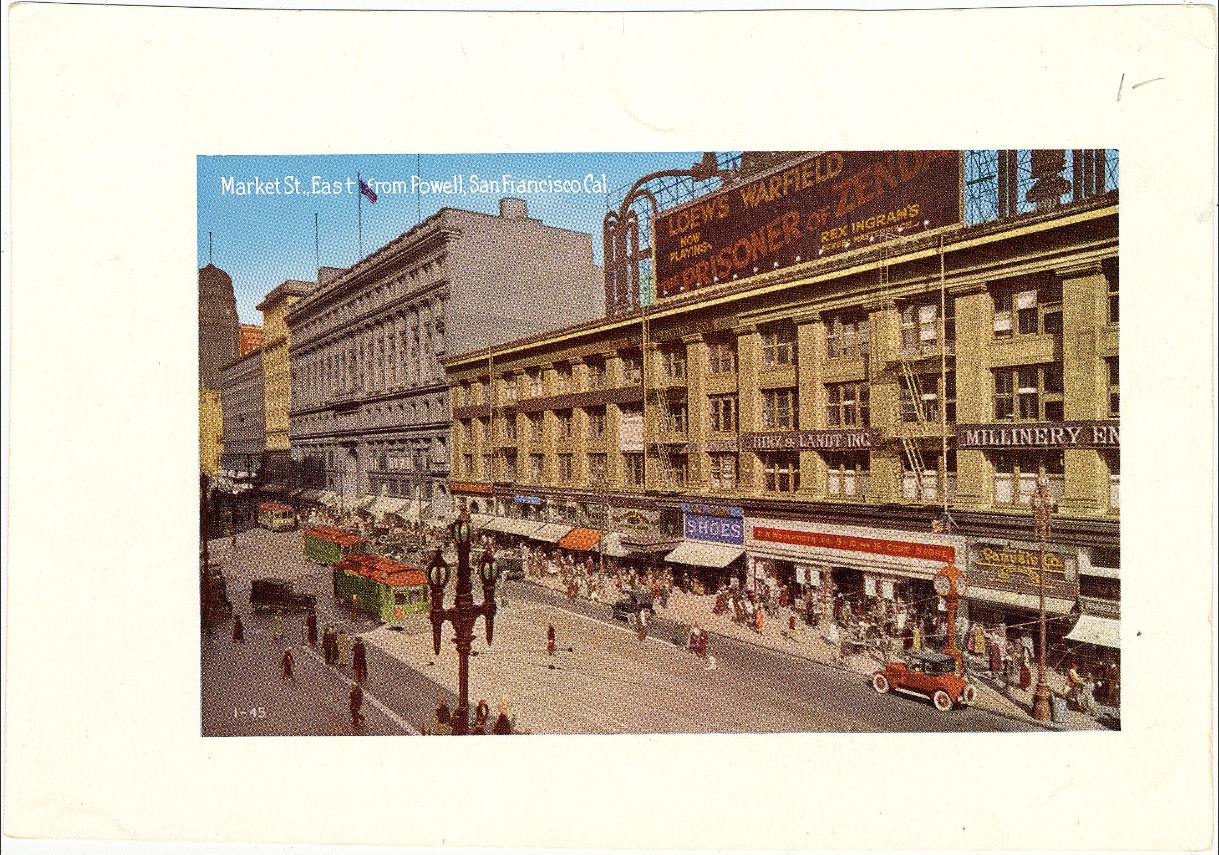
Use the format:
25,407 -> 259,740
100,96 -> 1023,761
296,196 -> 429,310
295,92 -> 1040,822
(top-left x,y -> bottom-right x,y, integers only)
202,528 -> 1039,734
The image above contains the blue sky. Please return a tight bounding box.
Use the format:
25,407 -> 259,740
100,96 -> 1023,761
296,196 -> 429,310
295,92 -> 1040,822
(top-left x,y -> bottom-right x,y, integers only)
198,152 -> 704,323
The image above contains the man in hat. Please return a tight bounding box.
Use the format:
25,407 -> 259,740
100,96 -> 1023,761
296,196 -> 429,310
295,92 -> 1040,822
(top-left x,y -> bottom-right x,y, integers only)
280,647 -> 295,682
352,637 -> 368,683
349,683 -> 365,730
232,614 -> 245,644
306,610 -> 318,647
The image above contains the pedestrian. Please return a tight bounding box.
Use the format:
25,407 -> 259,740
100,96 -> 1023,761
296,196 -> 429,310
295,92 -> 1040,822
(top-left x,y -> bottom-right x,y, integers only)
911,622 -> 922,653
324,625 -> 337,666
971,622 -> 987,657
492,699 -> 513,734
352,637 -> 368,683
232,614 -> 245,644
754,607 -> 765,634
306,611 -> 318,647
271,609 -> 283,641
636,612 -> 647,642
472,700 -> 490,734
433,701 -> 452,735
280,648 -> 295,682
336,630 -> 349,669
547,624 -> 556,656
988,635 -> 1003,675
349,684 -> 365,730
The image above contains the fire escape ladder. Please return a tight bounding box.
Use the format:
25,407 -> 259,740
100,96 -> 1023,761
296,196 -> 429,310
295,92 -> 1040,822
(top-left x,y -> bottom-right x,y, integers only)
898,360 -> 928,496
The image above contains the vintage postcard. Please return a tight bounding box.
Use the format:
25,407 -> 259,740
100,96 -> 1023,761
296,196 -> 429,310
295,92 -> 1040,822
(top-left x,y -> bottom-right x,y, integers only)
5,4 -> 1216,854
198,149 -> 1122,739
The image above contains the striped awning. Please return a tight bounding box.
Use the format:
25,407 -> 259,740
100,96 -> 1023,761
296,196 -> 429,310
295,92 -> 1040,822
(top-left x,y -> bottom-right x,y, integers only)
558,528 -> 604,551
664,541 -> 745,569
530,523 -> 574,543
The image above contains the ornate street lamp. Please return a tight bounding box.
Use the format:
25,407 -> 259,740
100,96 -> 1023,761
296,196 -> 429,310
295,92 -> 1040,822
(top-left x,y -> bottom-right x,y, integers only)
1030,473 -> 1055,721
427,506 -> 497,734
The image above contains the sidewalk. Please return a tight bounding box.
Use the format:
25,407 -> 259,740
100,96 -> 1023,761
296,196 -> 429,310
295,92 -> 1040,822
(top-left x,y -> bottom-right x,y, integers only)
525,572 -> 1109,730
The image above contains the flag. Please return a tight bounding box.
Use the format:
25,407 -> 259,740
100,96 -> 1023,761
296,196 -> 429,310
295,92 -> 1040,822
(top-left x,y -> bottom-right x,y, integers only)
359,178 -> 378,205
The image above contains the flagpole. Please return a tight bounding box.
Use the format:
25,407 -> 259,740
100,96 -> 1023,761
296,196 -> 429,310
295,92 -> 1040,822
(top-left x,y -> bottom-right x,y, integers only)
357,171 -> 363,258
314,212 -> 320,271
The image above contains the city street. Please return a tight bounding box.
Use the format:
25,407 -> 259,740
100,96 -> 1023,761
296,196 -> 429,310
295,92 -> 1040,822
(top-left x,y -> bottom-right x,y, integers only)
202,528 -> 1038,734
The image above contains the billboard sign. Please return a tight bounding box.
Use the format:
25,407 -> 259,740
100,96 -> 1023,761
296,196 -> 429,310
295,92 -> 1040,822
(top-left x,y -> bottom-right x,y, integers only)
653,150 -> 961,299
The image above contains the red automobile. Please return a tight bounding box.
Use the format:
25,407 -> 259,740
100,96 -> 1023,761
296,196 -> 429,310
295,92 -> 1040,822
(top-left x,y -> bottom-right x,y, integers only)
872,651 -> 978,711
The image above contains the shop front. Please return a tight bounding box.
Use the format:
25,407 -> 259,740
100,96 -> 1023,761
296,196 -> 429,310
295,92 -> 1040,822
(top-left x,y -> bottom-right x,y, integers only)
664,503 -> 747,592
964,540 -> 1080,663
746,518 -> 965,632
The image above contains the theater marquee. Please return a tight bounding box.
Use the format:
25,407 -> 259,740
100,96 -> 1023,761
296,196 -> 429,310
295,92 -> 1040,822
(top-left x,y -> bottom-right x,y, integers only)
653,150 -> 962,299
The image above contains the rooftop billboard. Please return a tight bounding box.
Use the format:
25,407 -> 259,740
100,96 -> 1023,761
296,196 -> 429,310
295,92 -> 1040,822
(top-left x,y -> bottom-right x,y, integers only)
653,150 -> 961,300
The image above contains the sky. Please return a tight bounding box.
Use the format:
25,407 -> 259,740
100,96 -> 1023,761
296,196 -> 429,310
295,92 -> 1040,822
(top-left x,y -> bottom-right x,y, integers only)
197,152 -> 707,323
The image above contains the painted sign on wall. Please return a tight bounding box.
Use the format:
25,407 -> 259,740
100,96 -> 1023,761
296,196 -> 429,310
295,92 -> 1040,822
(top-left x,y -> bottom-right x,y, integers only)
682,503 -> 745,545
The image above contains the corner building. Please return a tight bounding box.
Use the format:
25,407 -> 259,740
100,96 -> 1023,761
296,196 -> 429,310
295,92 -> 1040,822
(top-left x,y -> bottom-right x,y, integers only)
286,198 -> 603,520
443,150 -> 1119,668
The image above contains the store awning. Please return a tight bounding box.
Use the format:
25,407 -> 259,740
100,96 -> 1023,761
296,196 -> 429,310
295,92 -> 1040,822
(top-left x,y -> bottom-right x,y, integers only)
530,523 -> 574,543
368,496 -> 409,520
558,528 -> 604,551
664,541 -> 745,569
598,533 -> 630,558
470,513 -> 495,530
1065,614 -> 1121,649
1081,565 -> 1120,579
484,517 -> 542,537
299,489 -> 324,504
968,586 -> 1075,615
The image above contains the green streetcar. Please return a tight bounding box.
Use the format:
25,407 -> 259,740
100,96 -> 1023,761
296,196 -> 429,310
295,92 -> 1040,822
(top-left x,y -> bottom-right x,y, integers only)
332,553 -> 430,625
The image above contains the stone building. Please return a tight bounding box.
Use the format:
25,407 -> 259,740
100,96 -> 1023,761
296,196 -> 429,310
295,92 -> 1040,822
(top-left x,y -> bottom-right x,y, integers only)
444,150 -> 1119,666
199,264 -> 239,474
257,279 -> 314,489
219,348 -> 265,475
286,198 -> 603,518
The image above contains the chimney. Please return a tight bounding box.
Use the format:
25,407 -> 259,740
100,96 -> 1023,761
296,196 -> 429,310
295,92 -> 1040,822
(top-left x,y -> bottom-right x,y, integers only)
499,197 -> 528,219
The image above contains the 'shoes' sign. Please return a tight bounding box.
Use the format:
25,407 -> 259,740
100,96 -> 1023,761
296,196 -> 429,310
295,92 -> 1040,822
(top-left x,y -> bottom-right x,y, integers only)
653,151 -> 962,299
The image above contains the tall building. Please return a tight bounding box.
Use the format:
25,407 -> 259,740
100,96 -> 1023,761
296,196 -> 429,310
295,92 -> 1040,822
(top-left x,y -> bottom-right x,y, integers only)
286,198 -> 603,518
257,279 -> 314,490
219,348 -> 265,475
443,150 -> 1119,668
199,264 -> 240,474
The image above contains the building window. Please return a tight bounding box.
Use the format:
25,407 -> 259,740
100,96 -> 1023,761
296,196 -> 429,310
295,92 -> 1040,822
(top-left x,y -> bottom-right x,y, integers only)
528,454 -> 544,483
660,347 -> 687,382
556,410 -> 573,439
499,416 -> 516,442
761,326 -> 796,366
826,313 -> 870,358
762,388 -> 797,430
555,364 -> 572,394
473,418 -> 487,443
623,453 -> 645,488
993,364 -> 1063,422
657,453 -> 687,489
480,455 -> 492,481
708,453 -> 737,490
825,450 -> 869,498
900,372 -> 955,423
902,448 -> 956,502
992,277 -> 1062,337
1106,261 -> 1119,323
502,376 -> 518,402
707,337 -> 737,374
500,451 -> 517,483
558,453 -> 574,482
709,394 -> 737,433
587,407 -> 606,438
991,450 -> 1065,506
527,413 -> 543,441
1105,450 -> 1119,510
461,454 -> 474,477
761,452 -> 800,493
528,369 -> 544,397
660,400 -> 688,434
588,453 -> 607,483
460,420 -> 473,444
827,382 -> 870,427
1107,357 -> 1119,417
621,353 -> 642,385
900,299 -> 954,356
587,359 -> 607,389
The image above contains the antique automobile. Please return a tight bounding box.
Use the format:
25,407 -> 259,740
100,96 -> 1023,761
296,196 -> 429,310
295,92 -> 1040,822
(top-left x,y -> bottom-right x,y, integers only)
495,555 -> 525,581
871,650 -> 978,711
611,588 -> 655,622
250,578 -> 317,613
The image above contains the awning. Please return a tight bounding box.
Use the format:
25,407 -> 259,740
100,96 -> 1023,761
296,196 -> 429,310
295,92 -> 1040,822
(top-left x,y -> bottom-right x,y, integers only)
530,523 -> 574,543
598,533 -> 630,558
1081,565 -> 1120,579
664,541 -> 745,569
558,528 -> 604,551
299,489 -> 324,504
485,517 -> 542,537
1065,614 -> 1121,649
369,496 -> 409,520
470,513 -> 495,530
318,491 -> 340,507
967,586 -> 1075,615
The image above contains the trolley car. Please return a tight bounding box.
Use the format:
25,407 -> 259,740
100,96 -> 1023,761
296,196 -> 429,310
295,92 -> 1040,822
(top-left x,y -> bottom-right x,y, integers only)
257,501 -> 298,532
303,526 -> 367,565
332,553 -> 430,624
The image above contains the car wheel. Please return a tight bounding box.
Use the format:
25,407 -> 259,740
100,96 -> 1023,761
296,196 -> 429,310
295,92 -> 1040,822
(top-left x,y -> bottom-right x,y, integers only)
872,674 -> 890,694
962,685 -> 978,705
932,689 -> 954,711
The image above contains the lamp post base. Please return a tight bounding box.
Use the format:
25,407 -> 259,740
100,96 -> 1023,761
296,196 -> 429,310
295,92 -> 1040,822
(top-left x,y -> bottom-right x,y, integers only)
1031,681 -> 1053,721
